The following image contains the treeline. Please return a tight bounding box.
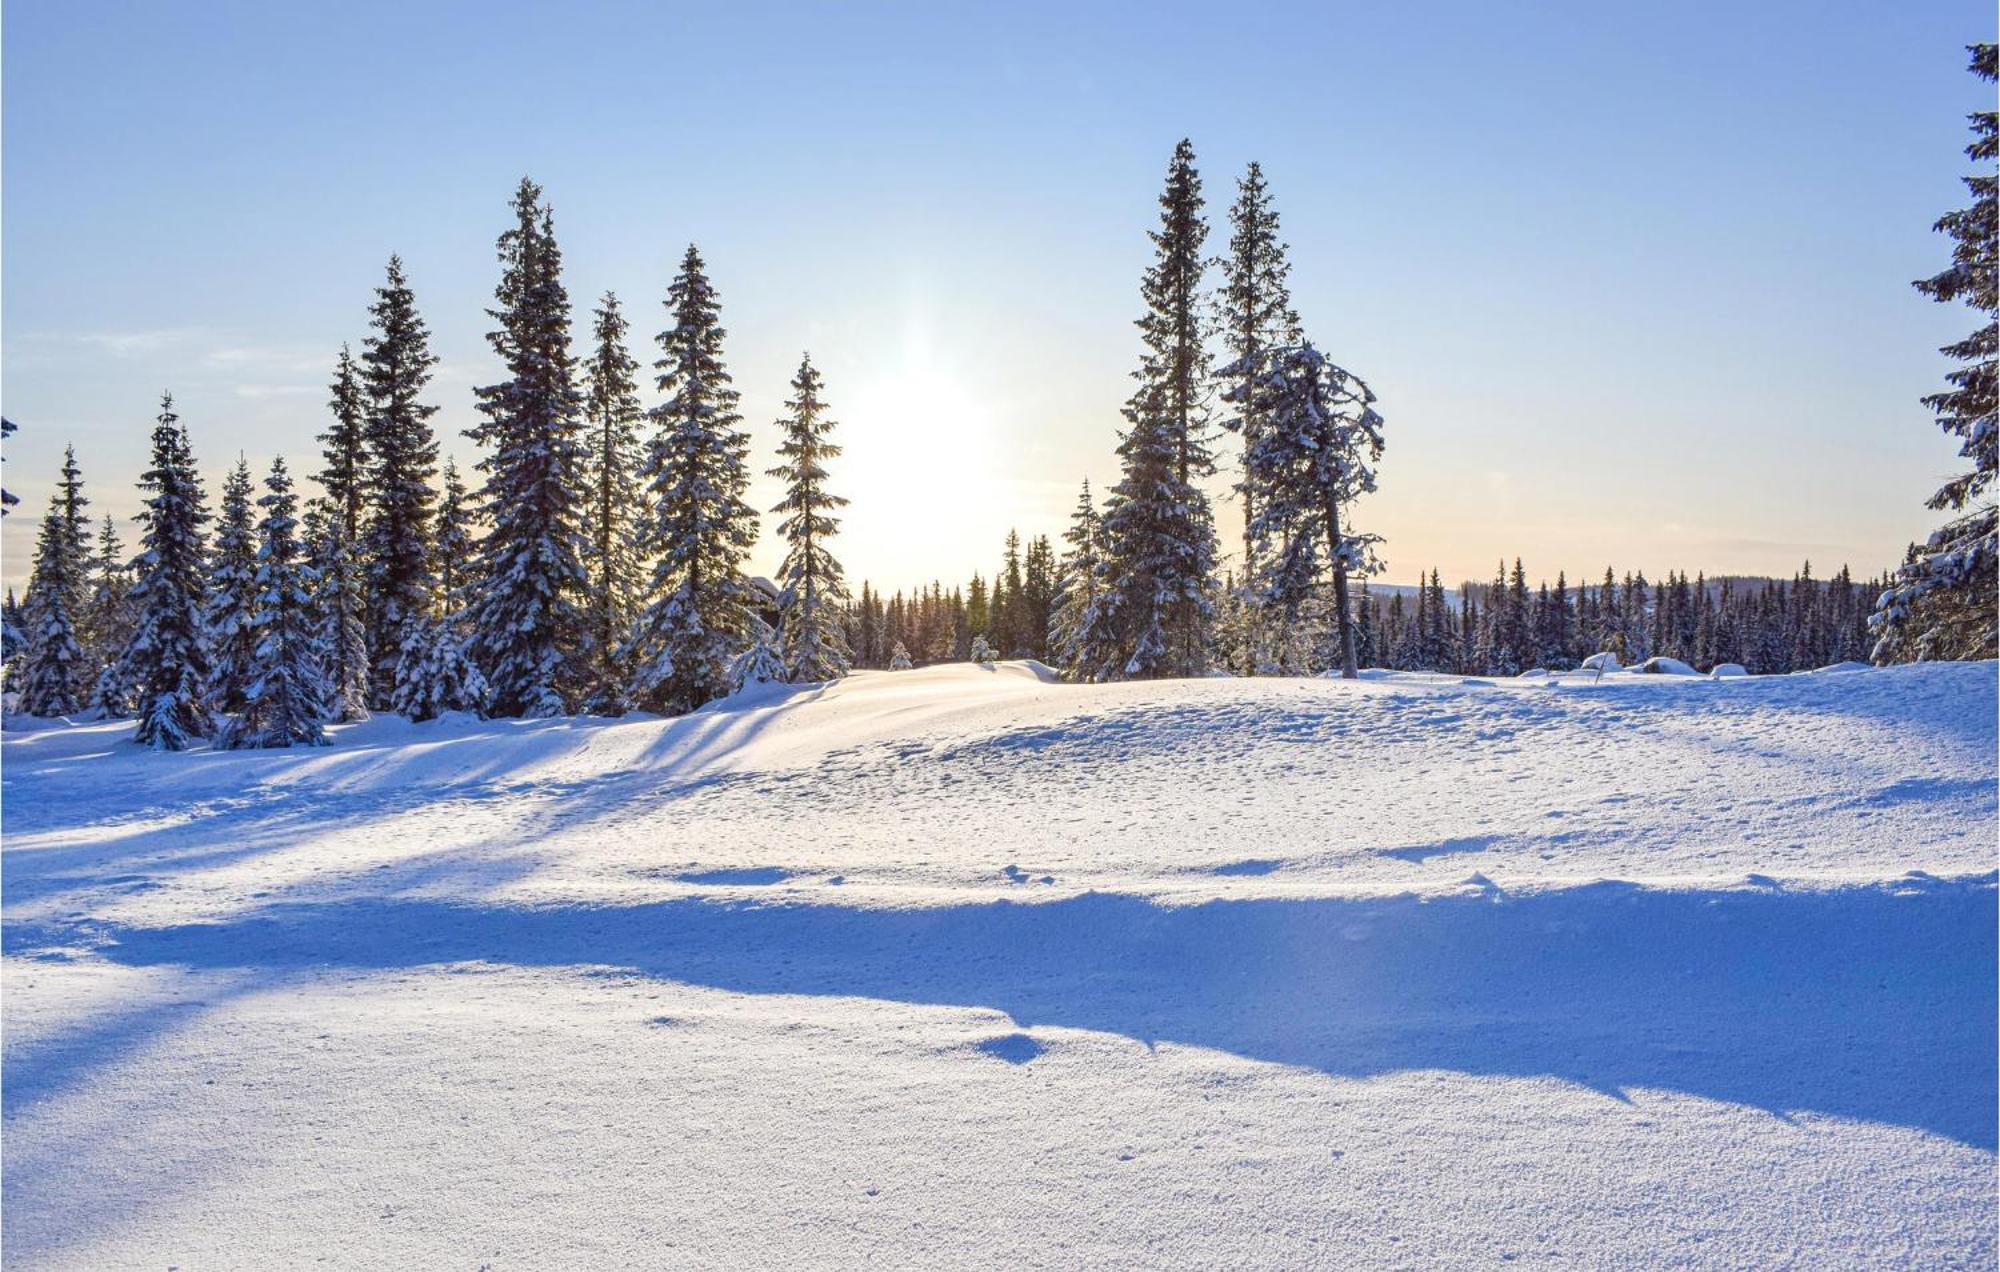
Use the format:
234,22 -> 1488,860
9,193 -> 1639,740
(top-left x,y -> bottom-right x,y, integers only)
1346,562 -> 1880,677
832,547 -> 1880,679
844,531 -> 1060,668
3,178 -> 853,747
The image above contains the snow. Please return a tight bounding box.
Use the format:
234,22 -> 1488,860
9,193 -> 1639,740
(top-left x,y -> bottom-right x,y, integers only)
1637,655 -> 1699,675
5,660 -> 1995,1266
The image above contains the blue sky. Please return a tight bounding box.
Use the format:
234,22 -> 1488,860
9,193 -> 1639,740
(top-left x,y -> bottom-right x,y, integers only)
3,0 -> 1991,594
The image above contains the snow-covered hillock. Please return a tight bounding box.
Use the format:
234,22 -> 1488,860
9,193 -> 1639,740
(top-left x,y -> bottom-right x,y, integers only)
4,660 -> 1994,1266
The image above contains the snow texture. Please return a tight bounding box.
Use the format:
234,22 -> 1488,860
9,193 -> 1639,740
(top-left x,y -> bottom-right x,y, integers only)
4,660 -> 1994,1266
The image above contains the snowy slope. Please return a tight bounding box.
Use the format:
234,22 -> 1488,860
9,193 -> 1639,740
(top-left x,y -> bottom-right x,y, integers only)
4,661 -> 1995,1267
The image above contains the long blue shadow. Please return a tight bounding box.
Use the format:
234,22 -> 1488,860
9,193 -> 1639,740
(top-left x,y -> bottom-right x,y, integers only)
14,878 -> 1992,1150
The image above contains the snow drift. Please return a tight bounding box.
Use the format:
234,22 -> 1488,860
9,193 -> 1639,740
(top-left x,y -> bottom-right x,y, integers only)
4,660 -> 1994,1267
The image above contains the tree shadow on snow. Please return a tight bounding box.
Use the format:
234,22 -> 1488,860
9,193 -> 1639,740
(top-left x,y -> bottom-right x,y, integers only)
18,876 -> 1993,1151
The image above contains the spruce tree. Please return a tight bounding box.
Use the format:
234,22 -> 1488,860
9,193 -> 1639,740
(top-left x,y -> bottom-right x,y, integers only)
767,353 -> 852,683
466,178 -> 592,717
728,627 -> 787,692
125,394 -> 213,749
433,458 -> 478,627
205,457 -> 260,715
856,581 -> 881,667
1021,534 -> 1057,662
392,614 -> 490,722
316,344 -> 372,721
997,529 -> 1026,655
84,514 -> 139,715
1221,343 -> 1385,678
220,458 -> 328,748
1099,140 -> 1218,679
630,245 -> 760,714
360,254 -> 441,704
1051,478 -> 1116,678
582,291 -> 648,708
1221,161 -> 1302,672
16,468 -> 92,717
2,589 -> 23,687
310,512 -> 370,723
888,639 -> 914,670
1874,42 -> 1998,661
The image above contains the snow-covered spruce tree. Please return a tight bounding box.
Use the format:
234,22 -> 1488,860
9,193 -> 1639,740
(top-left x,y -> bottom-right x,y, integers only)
1098,140 -> 1218,679
315,345 -> 372,721
888,639 -> 914,671
204,458 -> 260,716
768,353 -> 852,683
125,394 -> 213,749
466,179 -> 592,717
84,514 -> 139,716
422,458 -> 471,621
1221,343 -> 1384,679
310,512 -> 370,723
629,245 -> 760,714
969,633 -> 996,663
581,292 -> 648,709
727,622 -> 787,693
15,462 -> 93,717
392,611 -> 490,722
1873,42 -> 1998,662
219,459 -> 327,748
1220,161 -> 1302,674
1049,479 -> 1115,678
360,254 -> 441,705
1,590 -> 23,691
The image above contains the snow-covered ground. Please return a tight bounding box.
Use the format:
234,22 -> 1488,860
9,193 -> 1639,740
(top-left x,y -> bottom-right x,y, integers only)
4,661 -> 1994,1267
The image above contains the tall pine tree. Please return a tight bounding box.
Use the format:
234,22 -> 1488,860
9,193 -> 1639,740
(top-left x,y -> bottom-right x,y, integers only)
1221,161 -> 1301,673
360,255 -> 441,704
630,245 -> 760,714
15,449 -> 92,716
1098,140 -> 1218,679
466,178 -> 591,717
582,291 -> 648,708
125,394 -> 213,749
767,353 -> 851,683
316,343 -> 371,721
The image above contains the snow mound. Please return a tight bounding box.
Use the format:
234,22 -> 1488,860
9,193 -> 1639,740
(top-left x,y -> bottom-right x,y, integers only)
1580,651 -> 1621,672
1638,656 -> 1698,675
1711,663 -> 1749,678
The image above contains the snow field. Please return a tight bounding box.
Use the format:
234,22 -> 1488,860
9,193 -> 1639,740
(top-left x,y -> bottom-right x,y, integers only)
4,660 -> 1995,1266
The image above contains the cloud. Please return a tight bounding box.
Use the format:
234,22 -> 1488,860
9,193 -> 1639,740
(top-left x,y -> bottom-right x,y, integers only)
74,328 -> 210,357
203,344 -> 332,375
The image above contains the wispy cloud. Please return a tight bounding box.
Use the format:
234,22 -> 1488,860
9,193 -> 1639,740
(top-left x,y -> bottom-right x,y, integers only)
75,328 -> 211,357
203,344 -> 332,376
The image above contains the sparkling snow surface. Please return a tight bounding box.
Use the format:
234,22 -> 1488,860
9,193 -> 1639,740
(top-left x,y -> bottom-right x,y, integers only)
4,660 -> 1995,1267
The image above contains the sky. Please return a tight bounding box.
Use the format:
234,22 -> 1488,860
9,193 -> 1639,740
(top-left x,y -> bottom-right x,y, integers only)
3,0 -> 1992,597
